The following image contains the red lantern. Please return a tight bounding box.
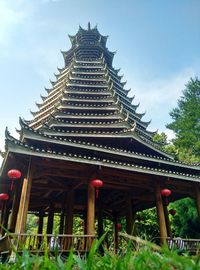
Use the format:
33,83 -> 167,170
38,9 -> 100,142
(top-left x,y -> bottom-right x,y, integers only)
7,169 -> 22,190
161,188 -> 172,205
116,223 -> 122,231
90,179 -> 103,198
161,189 -> 172,197
169,209 -> 176,216
0,193 -> 9,201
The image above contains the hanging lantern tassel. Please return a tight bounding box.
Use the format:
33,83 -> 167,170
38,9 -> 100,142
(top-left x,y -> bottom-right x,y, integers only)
7,169 -> 22,191
161,188 -> 172,205
90,179 -> 103,199
96,188 -> 99,198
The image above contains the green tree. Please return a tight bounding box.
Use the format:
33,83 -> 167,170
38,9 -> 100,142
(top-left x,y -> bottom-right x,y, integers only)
166,77 -> 200,160
153,132 -> 177,157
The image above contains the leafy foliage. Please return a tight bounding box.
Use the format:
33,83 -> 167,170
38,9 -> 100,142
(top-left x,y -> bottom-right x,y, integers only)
170,198 -> 200,238
1,237 -> 199,269
135,208 -> 160,242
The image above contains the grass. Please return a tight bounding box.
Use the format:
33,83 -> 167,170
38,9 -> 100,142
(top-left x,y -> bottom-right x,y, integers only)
0,234 -> 199,270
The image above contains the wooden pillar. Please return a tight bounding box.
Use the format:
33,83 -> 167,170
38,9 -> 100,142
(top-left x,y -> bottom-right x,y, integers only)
114,215 -> 118,253
126,198 -> 134,235
59,210 -> 65,234
87,183 -> 95,235
0,201 -> 6,234
46,202 -> 55,235
9,182 -> 21,232
163,201 -> 172,238
86,183 -> 95,250
97,199 -> 103,239
195,186 -> 200,218
59,193 -> 67,234
2,206 -> 10,235
15,159 -> 33,234
64,191 -> 74,235
37,211 -> 44,248
155,184 -> 168,245
83,210 -> 87,235
37,213 -> 44,234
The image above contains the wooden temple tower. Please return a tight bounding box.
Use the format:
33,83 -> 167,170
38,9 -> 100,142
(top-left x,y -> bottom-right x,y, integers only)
0,24 -> 200,252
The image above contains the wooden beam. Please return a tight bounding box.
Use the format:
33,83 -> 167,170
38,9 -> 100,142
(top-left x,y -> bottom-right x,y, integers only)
15,159 -> 33,234
155,184 -> 167,245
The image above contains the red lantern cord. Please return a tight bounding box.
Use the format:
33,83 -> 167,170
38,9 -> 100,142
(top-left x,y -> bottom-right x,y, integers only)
90,179 -> 103,198
7,169 -> 21,191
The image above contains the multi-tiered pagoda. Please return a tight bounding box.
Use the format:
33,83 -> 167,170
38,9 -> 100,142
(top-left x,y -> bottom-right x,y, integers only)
0,24 -> 199,252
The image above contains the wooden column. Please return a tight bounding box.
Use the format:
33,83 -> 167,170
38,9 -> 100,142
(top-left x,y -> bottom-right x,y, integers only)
59,210 -> 65,234
83,210 -> 87,235
2,206 -> 10,235
46,202 -> 55,234
114,215 -> 118,253
37,213 -> 44,234
126,198 -> 134,235
0,202 -> 6,234
37,211 -> 44,248
15,159 -> 33,234
87,183 -> 95,235
155,184 -> 168,245
195,186 -> 200,218
9,182 -> 21,232
163,201 -> 172,238
97,199 -> 103,239
64,191 -> 74,235
59,193 -> 67,234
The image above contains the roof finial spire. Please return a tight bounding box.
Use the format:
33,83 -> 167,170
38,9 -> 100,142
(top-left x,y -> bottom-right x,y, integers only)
88,22 -> 91,30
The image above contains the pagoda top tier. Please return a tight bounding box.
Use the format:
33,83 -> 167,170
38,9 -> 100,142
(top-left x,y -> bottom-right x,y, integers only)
62,23 -> 115,67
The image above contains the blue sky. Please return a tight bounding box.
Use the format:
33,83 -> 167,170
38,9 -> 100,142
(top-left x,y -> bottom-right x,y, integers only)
0,0 -> 200,163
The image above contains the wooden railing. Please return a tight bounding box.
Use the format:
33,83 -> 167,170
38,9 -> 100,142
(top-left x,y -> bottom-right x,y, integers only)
4,234 -> 96,253
167,238 -> 200,254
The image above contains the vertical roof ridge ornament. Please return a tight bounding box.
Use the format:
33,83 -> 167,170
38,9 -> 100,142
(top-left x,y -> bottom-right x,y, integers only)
88,22 -> 91,30
120,104 -> 123,114
125,112 -> 130,122
115,96 -> 120,105
130,122 -> 137,132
